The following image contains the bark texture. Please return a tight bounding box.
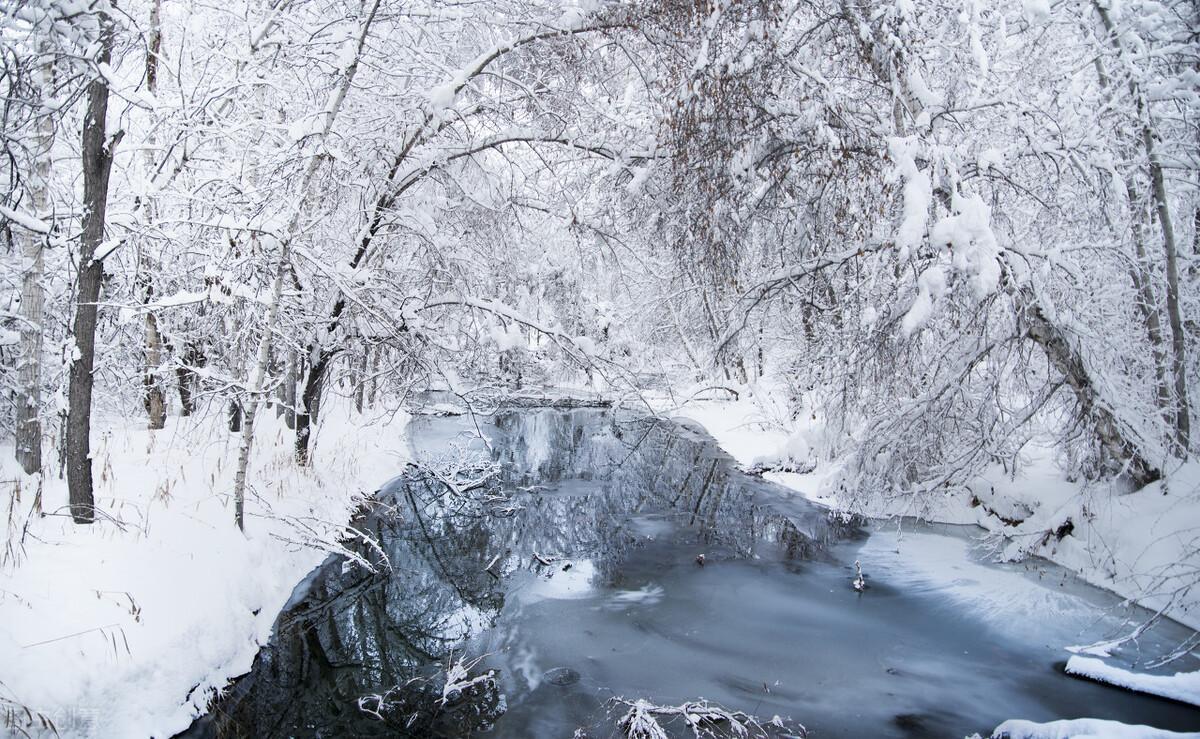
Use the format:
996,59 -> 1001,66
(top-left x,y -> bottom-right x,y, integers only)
14,52 -> 53,476
66,14 -> 118,524
1095,1 -> 1191,455
141,0 -> 167,430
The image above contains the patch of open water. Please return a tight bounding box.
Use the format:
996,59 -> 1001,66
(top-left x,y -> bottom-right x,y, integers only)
182,408 -> 1200,737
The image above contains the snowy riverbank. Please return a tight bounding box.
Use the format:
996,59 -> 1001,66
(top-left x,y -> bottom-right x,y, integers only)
670,392 -> 1200,737
1,391 -> 1194,737
0,402 -> 410,737
668,392 -> 1200,633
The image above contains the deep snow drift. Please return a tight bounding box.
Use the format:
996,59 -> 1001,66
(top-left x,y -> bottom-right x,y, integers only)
0,402 -> 409,737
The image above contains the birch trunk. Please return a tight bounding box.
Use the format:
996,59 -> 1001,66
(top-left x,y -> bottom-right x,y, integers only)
140,0 -> 167,430
232,0 -> 381,530
14,51 -> 54,476
1122,182 -> 1171,417
1095,1 -> 1191,455
66,12 -> 118,524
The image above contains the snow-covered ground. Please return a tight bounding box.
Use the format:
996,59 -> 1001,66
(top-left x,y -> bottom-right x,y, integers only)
1066,656 -> 1200,708
0,401 -> 409,738
667,391 -> 1200,634
3,388 -> 1195,737
988,717 -> 1199,738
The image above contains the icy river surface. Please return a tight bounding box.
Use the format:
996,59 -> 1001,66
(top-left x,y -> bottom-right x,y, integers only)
185,407 -> 1200,737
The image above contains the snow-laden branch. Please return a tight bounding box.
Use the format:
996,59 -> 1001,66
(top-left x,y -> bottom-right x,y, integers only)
387,129 -> 653,200
715,241 -> 888,355
0,204 -> 51,234
422,10 -> 631,119
233,0 -> 384,531
417,294 -> 595,363
1066,656 -> 1200,708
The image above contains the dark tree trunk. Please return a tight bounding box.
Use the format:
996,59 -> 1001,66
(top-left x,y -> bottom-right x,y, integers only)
274,348 -> 287,419
353,350 -> 365,414
295,349 -> 334,466
367,345 -> 380,407
176,341 -> 204,416
66,13 -> 117,524
228,399 -> 243,433
283,350 -> 298,430
176,364 -> 195,416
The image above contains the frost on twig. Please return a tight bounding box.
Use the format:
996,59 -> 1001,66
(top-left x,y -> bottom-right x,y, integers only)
611,697 -> 803,738
404,436 -> 513,517
440,653 -> 497,706
357,653 -> 505,734
262,503 -> 391,575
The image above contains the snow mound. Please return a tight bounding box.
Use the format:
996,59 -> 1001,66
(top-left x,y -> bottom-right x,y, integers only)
752,428 -> 813,471
0,402 -> 410,737
990,717 -> 1196,738
1065,656 -> 1200,708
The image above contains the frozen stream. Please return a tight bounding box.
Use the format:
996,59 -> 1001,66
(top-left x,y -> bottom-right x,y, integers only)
183,407 -> 1200,737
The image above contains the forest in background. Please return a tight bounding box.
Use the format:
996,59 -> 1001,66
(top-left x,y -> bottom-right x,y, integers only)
2,0 -> 1199,733
1,0 -> 1198,656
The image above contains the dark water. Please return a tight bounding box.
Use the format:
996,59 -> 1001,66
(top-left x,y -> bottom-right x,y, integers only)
184,408 -> 1200,738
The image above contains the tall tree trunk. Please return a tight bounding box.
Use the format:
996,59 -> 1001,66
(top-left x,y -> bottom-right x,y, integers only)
14,51 -> 54,477
284,349 -> 298,429
176,364 -> 196,415
367,344 -> 380,407
353,350 -> 365,413
228,400 -> 243,433
142,296 -> 166,428
1122,182 -> 1172,418
274,357 -> 286,417
66,13 -> 118,524
140,0 -> 167,430
1095,1 -> 1191,454
176,341 -> 203,416
1146,138 -> 1190,453
232,0 -> 381,529
1009,276 -> 1160,487
294,350 -> 333,466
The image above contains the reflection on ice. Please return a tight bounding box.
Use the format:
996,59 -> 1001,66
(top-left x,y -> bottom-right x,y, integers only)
607,583 -> 666,608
